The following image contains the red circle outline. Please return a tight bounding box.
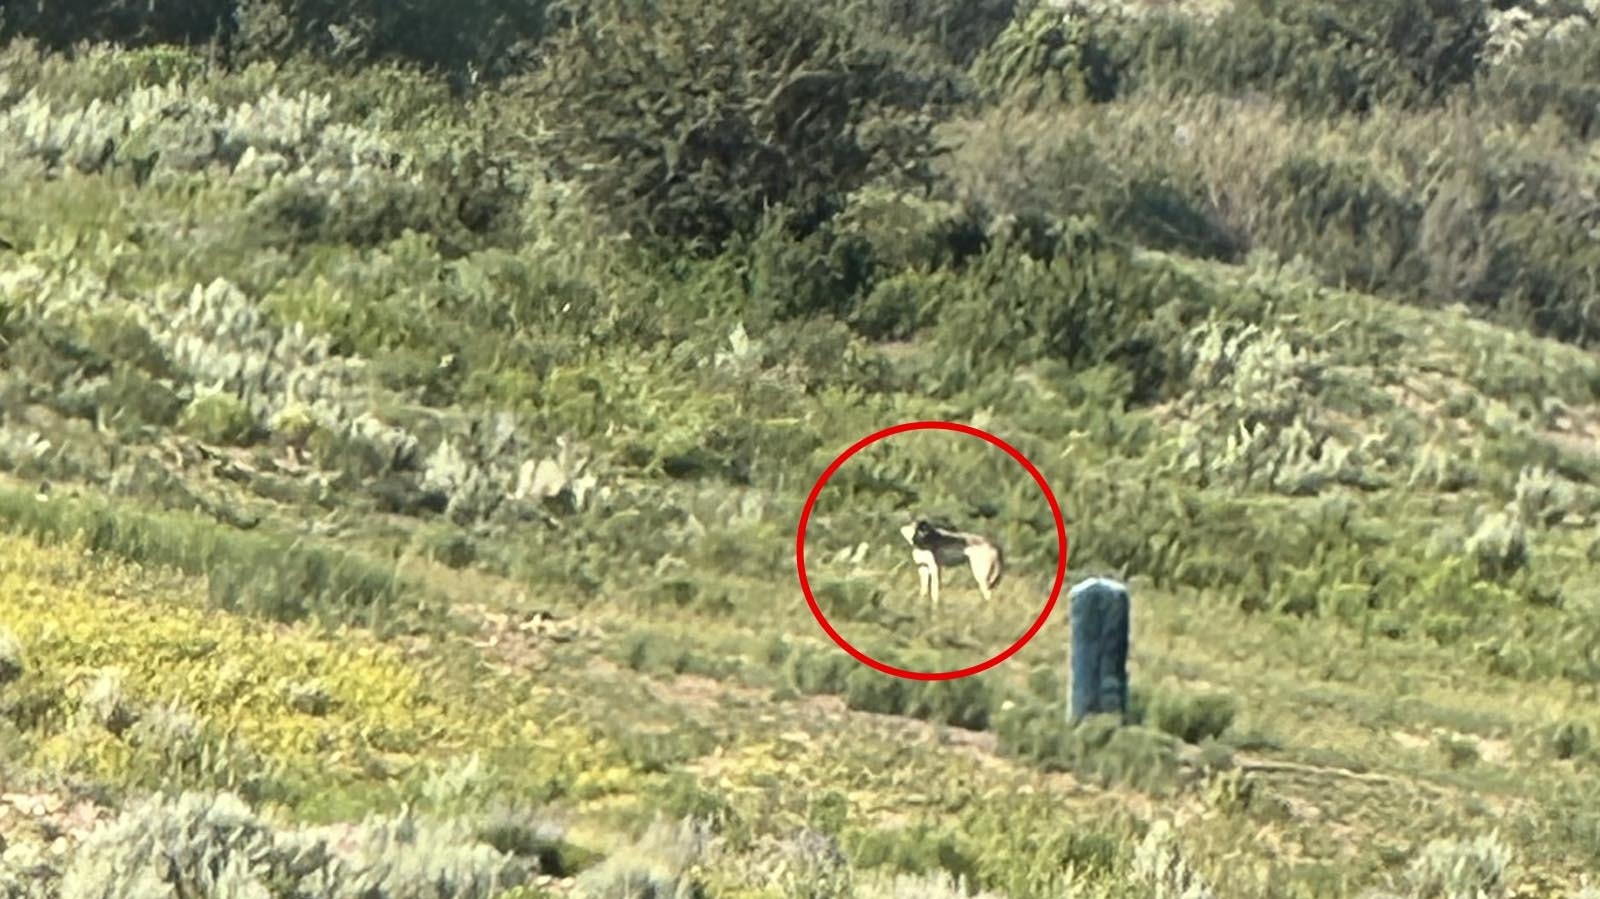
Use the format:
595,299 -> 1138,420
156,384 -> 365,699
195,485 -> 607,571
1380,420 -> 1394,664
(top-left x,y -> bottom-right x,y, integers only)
795,420 -> 1069,681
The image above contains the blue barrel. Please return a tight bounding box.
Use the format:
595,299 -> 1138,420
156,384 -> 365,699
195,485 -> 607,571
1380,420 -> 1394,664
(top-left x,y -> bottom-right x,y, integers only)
1068,576 -> 1131,723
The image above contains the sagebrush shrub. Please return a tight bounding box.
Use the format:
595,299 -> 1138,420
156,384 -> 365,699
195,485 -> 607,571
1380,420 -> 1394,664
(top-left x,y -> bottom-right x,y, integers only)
1511,464 -> 1576,528
0,628 -> 24,686
1173,317 -> 1380,496
1132,820 -> 1216,899
1478,13 -> 1600,138
1403,831 -> 1513,899
727,829 -> 854,898
79,668 -> 139,737
52,790 -> 534,899
572,816 -> 709,899
1465,511 -> 1529,582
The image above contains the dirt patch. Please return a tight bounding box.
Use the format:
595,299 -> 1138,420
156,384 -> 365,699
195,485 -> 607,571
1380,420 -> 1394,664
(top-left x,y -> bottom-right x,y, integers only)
1390,726 -> 1515,768
1538,401 -> 1600,465
1382,372 -> 1480,439
653,670 -> 759,704
1390,729 -> 1432,753
1469,734 -> 1514,767
461,601 -> 604,675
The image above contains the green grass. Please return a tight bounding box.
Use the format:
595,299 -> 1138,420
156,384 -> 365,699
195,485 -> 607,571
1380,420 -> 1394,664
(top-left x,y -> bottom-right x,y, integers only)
0,481 -> 440,634
4,5 -> 1600,896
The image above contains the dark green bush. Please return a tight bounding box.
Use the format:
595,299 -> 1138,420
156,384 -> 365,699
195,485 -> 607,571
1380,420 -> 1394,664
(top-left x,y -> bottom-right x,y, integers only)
740,215 -> 878,324
527,0 -> 959,250
831,187 -> 988,277
419,527 -> 479,570
1,0 -> 549,81
776,642 -> 997,731
77,310 -> 176,379
479,807 -> 593,877
0,630 -> 23,687
1477,25 -> 1600,141
970,2 -> 1135,106
0,0 -> 234,53
827,0 -> 1018,67
785,645 -> 857,697
753,317 -> 897,395
974,0 -> 1486,117
177,391 -> 259,446
1538,720 -> 1593,762
1259,155 -> 1425,294
846,822 -> 980,884
1417,164 -> 1500,306
1487,208 -> 1600,346
1111,174 -> 1243,263
851,273 -> 935,341
994,699 -> 1185,795
231,0 -> 550,78
93,367 -> 188,434
1151,0 -> 1487,116
917,215 -> 1204,397
1138,688 -> 1239,745
842,663 -> 995,731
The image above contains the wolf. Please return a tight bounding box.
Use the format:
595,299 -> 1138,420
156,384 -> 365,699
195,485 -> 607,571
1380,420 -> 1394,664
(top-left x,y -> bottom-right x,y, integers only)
899,519 -> 1004,607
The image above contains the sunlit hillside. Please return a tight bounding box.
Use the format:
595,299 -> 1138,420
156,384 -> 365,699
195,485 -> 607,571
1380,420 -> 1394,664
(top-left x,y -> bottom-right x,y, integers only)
3,0 -> 1600,896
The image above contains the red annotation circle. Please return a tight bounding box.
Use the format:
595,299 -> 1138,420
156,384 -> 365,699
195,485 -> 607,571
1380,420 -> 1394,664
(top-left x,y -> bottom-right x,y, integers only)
795,420 -> 1069,681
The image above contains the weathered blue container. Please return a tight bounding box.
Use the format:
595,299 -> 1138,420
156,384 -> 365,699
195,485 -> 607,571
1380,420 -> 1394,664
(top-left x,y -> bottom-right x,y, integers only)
1068,576 -> 1131,723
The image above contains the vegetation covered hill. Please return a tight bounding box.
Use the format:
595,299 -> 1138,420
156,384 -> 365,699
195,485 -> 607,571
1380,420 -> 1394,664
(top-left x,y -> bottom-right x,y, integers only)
2,0 -> 1600,895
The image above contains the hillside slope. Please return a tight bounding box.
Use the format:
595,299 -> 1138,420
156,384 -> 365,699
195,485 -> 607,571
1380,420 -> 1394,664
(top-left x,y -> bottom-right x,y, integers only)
3,1 -> 1600,896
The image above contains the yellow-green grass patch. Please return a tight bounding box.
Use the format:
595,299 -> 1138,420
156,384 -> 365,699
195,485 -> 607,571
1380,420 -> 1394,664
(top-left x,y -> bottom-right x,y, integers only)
0,531 -> 633,821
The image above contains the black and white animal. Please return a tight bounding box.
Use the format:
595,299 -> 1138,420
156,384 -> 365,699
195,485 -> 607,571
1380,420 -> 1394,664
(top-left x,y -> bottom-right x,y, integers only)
899,519 -> 1004,607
